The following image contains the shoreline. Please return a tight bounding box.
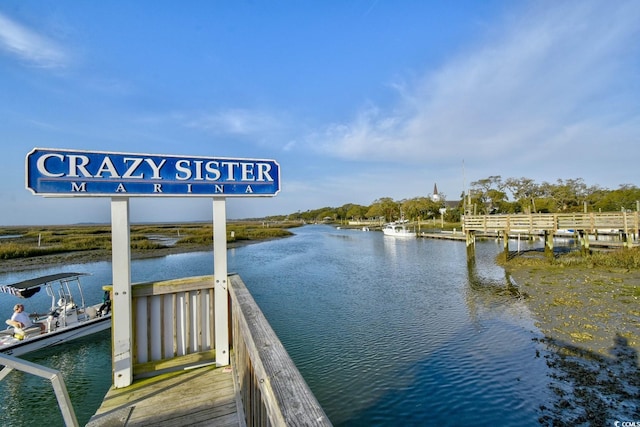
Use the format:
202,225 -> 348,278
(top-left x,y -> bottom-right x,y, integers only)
507,265 -> 639,357
0,239 -> 261,274
507,265 -> 640,424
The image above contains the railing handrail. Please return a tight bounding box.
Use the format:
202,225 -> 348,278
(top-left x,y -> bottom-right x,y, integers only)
229,274 -> 332,426
464,211 -> 639,234
0,353 -> 79,427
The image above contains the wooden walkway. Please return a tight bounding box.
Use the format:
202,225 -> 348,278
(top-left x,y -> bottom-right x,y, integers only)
87,364 -> 244,427
463,212 -> 639,235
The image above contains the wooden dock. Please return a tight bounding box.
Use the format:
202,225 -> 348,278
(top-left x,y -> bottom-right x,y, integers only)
87,363 -> 243,426
462,211 -> 639,253
86,274 -> 331,427
420,231 -> 466,241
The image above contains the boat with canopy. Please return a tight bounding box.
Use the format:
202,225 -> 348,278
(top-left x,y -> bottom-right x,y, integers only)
1,272 -> 111,356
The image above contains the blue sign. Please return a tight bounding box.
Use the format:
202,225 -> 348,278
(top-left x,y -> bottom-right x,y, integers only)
26,148 -> 280,197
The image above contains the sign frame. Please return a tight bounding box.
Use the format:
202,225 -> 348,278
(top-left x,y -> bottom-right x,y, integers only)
26,147 -> 281,198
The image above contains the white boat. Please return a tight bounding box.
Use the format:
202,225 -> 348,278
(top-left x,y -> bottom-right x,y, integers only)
0,272 -> 111,357
382,222 -> 417,238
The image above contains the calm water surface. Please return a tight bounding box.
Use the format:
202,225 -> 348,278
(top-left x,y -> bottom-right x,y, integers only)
0,225 -> 550,426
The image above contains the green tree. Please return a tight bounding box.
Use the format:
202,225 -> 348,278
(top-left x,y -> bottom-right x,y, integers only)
368,197 -> 399,222
592,184 -> 640,212
504,177 -> 540,213
470,175 -> 504,214
345,204 -> 368,220
542,178 -> 588,212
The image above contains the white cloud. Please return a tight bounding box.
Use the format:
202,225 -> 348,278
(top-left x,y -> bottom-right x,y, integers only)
0,12 -> 69,68
183,109 -> 285,138
318,1 -> 640,167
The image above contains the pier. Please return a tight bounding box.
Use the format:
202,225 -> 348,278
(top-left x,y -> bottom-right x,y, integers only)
87,363 -> 239,426
88,274 -> 331,426
463,211 -> 639,255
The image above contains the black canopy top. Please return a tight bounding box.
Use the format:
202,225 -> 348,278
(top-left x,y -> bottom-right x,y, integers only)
4,272 -> 88,291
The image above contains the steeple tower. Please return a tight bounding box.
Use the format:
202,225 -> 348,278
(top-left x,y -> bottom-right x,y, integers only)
431,183 -> 441,202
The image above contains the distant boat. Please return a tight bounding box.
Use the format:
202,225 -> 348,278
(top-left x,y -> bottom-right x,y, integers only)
382,222 -> 417,238
1,272 -> 111,357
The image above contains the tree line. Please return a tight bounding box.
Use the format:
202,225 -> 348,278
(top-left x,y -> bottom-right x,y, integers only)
265,177 -> 640,223
467,176 -> 639,216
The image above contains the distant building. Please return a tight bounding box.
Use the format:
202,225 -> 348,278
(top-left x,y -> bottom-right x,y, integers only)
431,183 -> 441,202
430,183 -> 460,212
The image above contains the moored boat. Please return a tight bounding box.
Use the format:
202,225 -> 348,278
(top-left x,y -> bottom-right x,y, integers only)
0,272 -> 111,357
382,222 -> 417,238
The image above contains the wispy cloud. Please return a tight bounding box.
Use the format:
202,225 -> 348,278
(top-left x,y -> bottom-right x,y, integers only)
318,1 -> 640,166
183,108 -> 285,137
0,12 -> 69,68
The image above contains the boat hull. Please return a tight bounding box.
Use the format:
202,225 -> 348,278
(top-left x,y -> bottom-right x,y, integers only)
0,315 -> 111,357
383,231 -> 417,238
382,226 -> 417,238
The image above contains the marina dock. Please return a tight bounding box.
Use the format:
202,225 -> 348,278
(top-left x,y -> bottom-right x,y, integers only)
88,363 -> 242,426
86,273 -> 331,427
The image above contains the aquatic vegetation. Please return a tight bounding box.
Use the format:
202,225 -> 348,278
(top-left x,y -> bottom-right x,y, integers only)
0,221 -> 297,260
499,247 -> 640,270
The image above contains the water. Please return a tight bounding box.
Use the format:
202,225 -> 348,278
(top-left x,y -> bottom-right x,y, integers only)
226,226 -> 550,426
0,225 -> 551,426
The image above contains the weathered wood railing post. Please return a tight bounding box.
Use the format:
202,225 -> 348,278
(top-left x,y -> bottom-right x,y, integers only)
579,230 -> 590,254
544,231 -> 554,258
503,215 -> 510,254
465,230 -> 475,261
621,211 -> 630,249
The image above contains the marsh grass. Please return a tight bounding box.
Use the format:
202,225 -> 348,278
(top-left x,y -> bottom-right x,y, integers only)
498,247 -> 640,270
177,223 -> 294,245
0,221 -> 298,260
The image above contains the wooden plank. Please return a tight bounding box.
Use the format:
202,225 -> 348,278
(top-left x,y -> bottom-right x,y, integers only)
134,350 -> 216,376
131,275 -> 215,297
89,364 -> 241,427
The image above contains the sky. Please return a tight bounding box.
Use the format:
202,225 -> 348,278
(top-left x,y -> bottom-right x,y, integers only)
1,1 -> 639,225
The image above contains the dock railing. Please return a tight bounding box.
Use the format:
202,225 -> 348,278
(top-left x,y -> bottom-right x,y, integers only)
464,212 -> 639,235
129,275 -> 218,377
0,353 -> 79,427
127,273 -> 331,426
463,211 -> 639,253
229,274 -> 332,426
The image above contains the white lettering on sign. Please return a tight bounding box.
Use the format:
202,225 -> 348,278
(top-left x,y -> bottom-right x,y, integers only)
173,160 -> 272,182
37,155 -> 174,180
71,182 -> 87,192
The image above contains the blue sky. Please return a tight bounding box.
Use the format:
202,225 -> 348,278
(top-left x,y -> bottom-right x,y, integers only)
1,1 -> 638,225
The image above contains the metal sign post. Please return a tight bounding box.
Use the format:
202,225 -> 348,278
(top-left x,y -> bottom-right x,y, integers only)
26,148 -> 280,387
